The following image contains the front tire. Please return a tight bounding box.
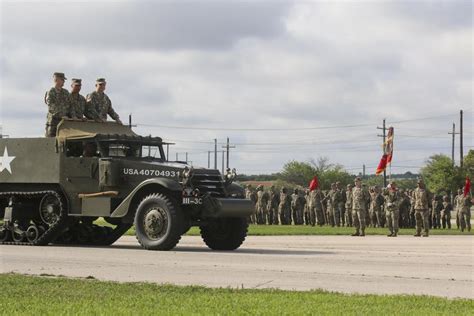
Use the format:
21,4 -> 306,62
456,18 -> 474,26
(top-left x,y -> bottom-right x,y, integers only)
134,193 -> 183,251
200,218 -> 248,250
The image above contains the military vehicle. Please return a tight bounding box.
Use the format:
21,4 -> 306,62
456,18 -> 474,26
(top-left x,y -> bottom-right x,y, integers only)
0,120 -> 253,250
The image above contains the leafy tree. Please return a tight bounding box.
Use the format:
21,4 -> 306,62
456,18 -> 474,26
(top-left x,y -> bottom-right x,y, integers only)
280,161 -> 316,186
462,149 -> 474,180
420,154 -> 463,194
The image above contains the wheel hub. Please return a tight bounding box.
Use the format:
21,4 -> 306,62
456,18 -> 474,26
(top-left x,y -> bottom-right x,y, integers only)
143,208 -> 168,240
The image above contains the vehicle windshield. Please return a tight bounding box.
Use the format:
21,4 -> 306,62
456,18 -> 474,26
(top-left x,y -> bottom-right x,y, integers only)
65,140 -> 165,160
101,142 -> 165,160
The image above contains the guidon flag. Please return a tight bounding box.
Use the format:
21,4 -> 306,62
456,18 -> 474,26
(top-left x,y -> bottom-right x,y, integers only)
376,126 -> 394,175
309,176 -> 319,191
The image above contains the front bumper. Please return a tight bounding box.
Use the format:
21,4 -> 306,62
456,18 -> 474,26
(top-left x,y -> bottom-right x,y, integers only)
202,197 -> 255,218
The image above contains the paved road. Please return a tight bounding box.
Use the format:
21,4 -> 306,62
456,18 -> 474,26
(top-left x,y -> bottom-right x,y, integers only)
1,235 -> 473,299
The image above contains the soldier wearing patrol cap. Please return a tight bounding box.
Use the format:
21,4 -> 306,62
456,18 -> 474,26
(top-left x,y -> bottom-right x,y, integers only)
44,72 -> 70,137
86,78 -> 122,124
351,177 -> 369,236
69,78 -> 100,120
413,178 -> 431,237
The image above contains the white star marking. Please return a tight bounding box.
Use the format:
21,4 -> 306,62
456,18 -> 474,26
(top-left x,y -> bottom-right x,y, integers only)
0,147 -> 16,174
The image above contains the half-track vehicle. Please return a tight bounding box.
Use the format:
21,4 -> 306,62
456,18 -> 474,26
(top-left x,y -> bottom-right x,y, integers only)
0,120 -> 253,250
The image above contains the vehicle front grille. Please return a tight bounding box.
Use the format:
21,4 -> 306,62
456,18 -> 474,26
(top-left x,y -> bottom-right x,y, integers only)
191,169 -> 226,197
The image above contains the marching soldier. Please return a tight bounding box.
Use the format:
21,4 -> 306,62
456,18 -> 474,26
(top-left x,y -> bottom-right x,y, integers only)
384,181 -> 401,237
45,72 -> 70,137
413,179 -> 431,237
459,187 -> 472,232
441,195 -> 452,229
351,177 -> 369,236
86,78 -> 122,124
267,186 -> 280,225
279,187 -> 292,225
345,184 -> 353,227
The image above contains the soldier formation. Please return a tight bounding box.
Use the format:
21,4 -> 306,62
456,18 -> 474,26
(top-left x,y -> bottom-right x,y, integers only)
244,178 -> 472,237
44,72 -> 123,137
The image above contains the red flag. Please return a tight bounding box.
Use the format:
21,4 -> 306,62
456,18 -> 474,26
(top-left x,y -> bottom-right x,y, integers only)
464,176 -> 471,197
376,127 -> 394,175
309,176 -> 319,191
376,154 -> 388,175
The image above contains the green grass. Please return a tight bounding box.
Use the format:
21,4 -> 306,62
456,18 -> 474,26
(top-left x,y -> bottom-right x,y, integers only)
94,219 -> 473,237
0,274 -> 471,315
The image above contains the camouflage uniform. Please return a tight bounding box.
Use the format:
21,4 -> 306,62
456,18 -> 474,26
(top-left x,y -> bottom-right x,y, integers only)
409,190 -> 416,228
310,189 -> 325,226
351,178 -> 369,236
86,80 -> 121,122
441,196 -> 452,229
267,186 -> 280,225
431,195 -> 443,229
256,186 -> 269,225
245,186 -> 257,224
291,189 -> 304,225
413,183 -> 430,237
370,188 -> 385,228
278,188 -> 292,225
345,185 -> 353,227
45,86 -> 70,137
335,183 -> 344,227
454,190 -> 463,229
384,185 -> 401,237
304,190 -> 311,225
398,191 -> 411,228
458,193 -> 472,232
325,185 -> 337,227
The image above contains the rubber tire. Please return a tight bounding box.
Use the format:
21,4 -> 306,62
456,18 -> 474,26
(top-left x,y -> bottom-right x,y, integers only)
134,193 -> 183,251
200,218 -> 248,250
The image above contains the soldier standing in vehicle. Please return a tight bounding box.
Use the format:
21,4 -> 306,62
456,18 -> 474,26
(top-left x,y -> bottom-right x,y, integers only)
267,185 -> 280,225
279,187 -> 292,225
351,177 -> 368,236
345,184 -> 353,227
69,78 -> 98,120
441,195 -> 452,229
256,185 -> 269,225
385,181 -> 401,237
45,72 -> 70,137
459,186 -> 472,232
413,179 -> 431,237
86,78 -> 123,124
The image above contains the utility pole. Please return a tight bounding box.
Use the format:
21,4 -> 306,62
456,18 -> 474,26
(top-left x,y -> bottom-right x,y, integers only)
221,137 -> 236,169
221,150 -> 225,174
207,151 -> 211,168
448,123 -> 459,166
127,114 -> 137,129
185,152 -> 188,163
377,119 -> 387,187
460,110 -> 464,168
166,144 -> 169,161
362,164 -> 366,179
214,139 -> 218,170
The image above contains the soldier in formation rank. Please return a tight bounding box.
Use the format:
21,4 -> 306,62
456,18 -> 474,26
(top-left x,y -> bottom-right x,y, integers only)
384,181 -> 400,237
413,179 -> 431,237
351,177 -> 369,236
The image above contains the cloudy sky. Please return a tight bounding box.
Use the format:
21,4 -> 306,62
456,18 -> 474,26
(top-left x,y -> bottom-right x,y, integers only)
0,0 -> 472,175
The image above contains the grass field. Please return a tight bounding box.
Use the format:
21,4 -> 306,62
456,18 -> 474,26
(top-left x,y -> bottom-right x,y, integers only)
94,218 -> 473,237
115,223 -> 473,237
1,274 -> 471,315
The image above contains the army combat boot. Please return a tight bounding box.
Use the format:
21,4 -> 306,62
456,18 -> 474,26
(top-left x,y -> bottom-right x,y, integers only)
351,230 -> 360,236
422,230 -> 429,237
392,231 -> 398,237
360,229 -> 365,237
387,231 -> 393,237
